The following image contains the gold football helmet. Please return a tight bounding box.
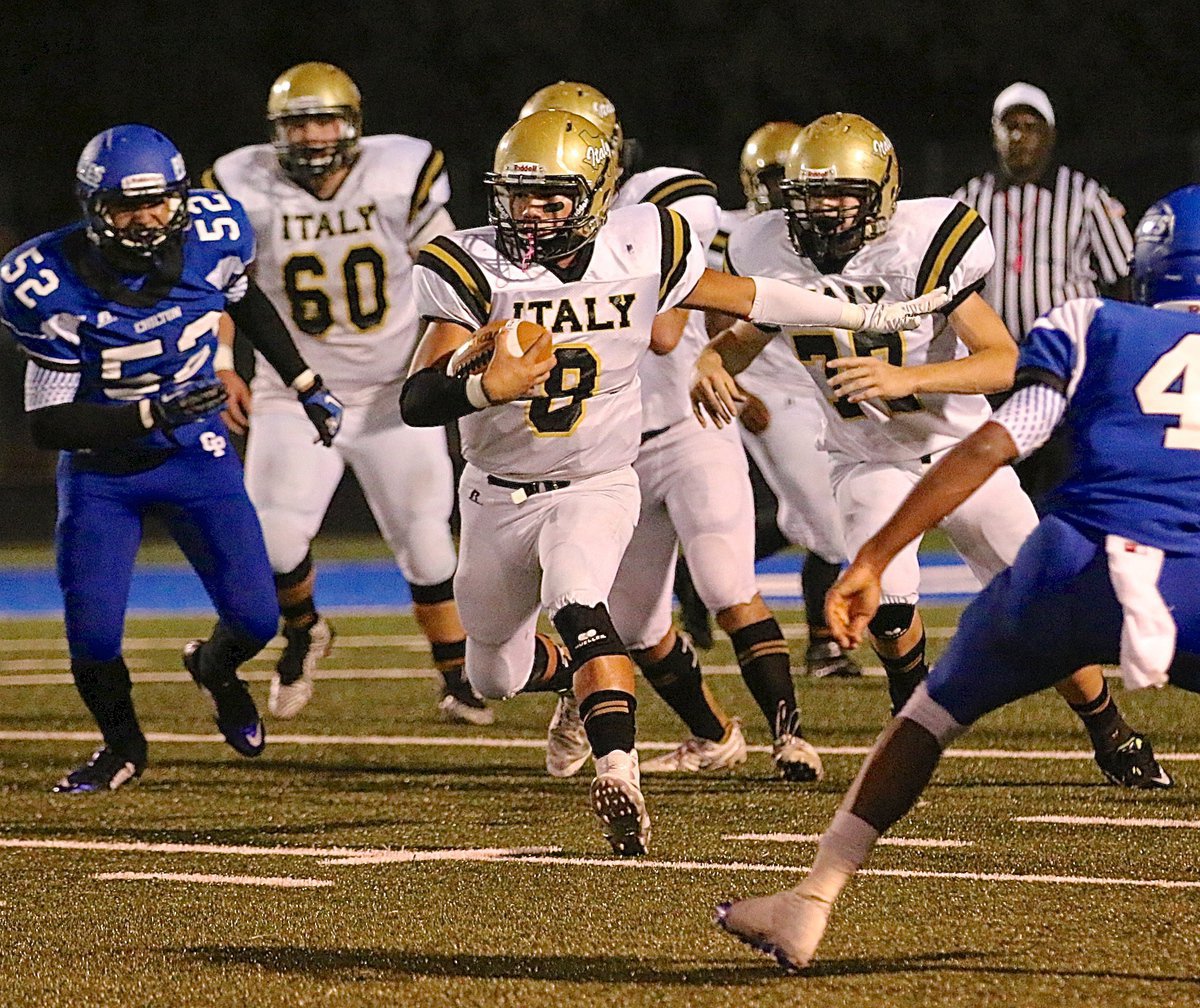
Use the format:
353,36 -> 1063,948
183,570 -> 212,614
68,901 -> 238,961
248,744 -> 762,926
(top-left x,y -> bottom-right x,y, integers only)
267,62 -> 362,183
486,109 -> 619,267
520,81 -> 625,190
780,113 -> 900,265
739,121 -> 802,212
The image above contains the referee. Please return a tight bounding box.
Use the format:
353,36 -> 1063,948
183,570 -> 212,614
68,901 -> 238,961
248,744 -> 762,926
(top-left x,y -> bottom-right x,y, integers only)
953,82 -> 1134,506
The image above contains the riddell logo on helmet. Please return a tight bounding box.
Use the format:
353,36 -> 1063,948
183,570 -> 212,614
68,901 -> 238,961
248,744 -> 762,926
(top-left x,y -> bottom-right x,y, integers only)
509,162 -> 545,175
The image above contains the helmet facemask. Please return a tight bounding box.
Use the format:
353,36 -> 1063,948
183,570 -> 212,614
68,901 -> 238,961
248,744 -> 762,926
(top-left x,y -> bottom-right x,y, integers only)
83,183 -> 191,265
781,177 -> 886,266
487,178 -> 596,268
270,108 -> 361,184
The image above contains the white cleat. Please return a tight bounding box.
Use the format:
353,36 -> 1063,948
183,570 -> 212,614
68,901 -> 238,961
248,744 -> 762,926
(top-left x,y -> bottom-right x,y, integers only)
546,691 -> 590,778
714,888 -> 833,972
772,733 -> 825,783
269,617 -> 333,719
641,718 -> 748,774
590,749 -> 651,856
438,690 -> 496,726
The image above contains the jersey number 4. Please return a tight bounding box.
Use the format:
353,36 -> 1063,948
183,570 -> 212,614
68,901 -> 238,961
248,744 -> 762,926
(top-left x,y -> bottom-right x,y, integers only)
283,246 -> 387,336
1135,331 -> 1200,450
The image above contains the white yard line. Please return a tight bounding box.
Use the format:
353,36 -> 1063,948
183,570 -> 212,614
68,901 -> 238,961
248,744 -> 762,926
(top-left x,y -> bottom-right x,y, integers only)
0,668 -> 439,687
724,833 -> 972,848
1017,815 -> 1200,829
3,728 -> 1197,761
7,837 -> 1197,891
93,871 -> 333,888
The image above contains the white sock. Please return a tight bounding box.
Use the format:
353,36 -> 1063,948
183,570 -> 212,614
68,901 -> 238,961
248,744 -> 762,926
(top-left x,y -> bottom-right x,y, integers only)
795,810 -> 880,904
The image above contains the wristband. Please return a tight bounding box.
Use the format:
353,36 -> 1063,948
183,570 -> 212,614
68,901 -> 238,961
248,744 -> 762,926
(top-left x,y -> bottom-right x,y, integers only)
290,368 -> 317,393
214,344 -> 236,372
465,373 -> 492,410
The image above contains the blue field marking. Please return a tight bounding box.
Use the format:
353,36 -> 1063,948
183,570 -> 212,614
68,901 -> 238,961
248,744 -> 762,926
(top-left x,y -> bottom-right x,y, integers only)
0,553 -> 978,616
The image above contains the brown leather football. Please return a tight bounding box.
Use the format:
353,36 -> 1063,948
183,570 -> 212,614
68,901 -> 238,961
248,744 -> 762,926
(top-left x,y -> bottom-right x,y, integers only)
446,319 -> 553,378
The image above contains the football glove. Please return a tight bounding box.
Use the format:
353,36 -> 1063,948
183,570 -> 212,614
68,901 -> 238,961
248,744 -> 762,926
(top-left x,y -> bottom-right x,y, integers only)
860,287 -> 951,332
297,375 -> 344,446
149,380 -> 229,430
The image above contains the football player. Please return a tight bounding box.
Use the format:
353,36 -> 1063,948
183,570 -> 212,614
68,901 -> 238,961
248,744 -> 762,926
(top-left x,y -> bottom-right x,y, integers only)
205,63 -> 490,725
400,108 -> 945,853
692,113 -> 1167,787
514,86 -> 824,780
715,122 -> 858,680
715,185 -> 1200,971
0,124 -> 343,792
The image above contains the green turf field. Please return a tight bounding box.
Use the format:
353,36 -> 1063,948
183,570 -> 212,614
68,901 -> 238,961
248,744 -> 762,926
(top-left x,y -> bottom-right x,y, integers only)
2,609 -> 1199,1007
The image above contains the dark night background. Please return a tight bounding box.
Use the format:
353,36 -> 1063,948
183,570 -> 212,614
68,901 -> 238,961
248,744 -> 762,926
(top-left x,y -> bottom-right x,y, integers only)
1,0 -> 1196,534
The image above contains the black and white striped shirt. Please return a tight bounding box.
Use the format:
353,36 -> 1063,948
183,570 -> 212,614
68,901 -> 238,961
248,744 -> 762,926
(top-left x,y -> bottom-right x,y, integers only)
953,165 -> 1133,341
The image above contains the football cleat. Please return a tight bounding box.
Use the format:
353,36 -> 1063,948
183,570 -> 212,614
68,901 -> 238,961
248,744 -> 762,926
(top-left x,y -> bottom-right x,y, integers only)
184,639 -> 266,757
590,748 -> 651,856
773,705 -> 824,782
714,888 -> 833,972
269,617 -> 334,719
804,638 -> 862,678
546,691 -> 591,778
438,668 -> 495,727
51,747 -> 143,795
641,718 -> 748,774
1094,732 -> 1175,789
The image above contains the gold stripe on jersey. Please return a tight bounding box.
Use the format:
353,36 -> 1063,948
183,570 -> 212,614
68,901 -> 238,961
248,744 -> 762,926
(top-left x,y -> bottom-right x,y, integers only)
722,243 -> 739,276
916,203 -> 986,296
709,230 -> 730,258
416,236 -> 493,328
199,166 -> 221,190
641,174 -> 719,209
408,148 -> 446,225
657,207 -> 691,308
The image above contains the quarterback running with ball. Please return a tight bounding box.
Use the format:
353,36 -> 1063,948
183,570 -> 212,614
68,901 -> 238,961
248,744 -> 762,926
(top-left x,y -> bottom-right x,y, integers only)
400,107 -> 945,855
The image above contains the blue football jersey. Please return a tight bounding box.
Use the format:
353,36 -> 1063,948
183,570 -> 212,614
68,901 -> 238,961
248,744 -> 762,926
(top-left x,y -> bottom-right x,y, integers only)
0,190 -> 254,459
1020,298 -> 1200,553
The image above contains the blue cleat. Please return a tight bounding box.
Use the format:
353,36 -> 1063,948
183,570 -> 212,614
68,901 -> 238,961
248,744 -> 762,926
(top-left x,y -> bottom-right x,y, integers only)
184,639 -> 266,757
52,747 -> 143,794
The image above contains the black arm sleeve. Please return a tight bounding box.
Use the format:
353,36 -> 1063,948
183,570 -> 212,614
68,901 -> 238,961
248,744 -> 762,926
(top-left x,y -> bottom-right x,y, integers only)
225,277 -> 308,388
28,401 -> 148,450
399,366 -> 481,427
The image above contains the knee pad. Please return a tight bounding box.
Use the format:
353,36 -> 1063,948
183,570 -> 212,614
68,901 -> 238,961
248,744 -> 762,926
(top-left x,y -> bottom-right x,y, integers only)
868,603 -> 916,641
552,602 -> 628,666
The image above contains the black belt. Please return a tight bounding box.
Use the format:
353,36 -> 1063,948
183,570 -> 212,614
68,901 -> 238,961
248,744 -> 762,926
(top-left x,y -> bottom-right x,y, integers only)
487,475 -> 571,497
640,425 -> 672,444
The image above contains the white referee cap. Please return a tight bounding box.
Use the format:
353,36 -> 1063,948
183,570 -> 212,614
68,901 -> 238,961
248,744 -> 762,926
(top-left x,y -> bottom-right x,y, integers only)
992,82 -> 1055,127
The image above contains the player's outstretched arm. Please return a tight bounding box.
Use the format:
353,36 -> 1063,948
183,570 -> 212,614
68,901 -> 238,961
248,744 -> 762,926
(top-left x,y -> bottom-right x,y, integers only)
680,268 -> 949,332
826,420 -> 1019,648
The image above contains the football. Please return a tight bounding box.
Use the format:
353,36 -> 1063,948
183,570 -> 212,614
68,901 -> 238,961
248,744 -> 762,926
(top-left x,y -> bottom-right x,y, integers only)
446,319 -> 553,378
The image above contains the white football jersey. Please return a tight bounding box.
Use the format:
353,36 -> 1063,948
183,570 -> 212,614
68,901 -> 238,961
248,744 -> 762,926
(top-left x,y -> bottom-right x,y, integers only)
712,207 -> 815,402
726,197 -> 995,462
209,135 -> 450,405
414,203 -> 706,481
613,168 -> 720,431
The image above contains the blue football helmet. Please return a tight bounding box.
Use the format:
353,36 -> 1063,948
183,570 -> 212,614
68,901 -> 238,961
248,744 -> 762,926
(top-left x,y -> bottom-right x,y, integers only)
76,124 -> 191,257
1132,184 -> 1200,308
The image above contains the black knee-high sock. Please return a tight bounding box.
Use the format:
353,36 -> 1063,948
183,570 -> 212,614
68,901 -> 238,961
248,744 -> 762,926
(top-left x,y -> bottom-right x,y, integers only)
195,621 -> 266,686
640,633 -> 726,742
878,632 -> 929,715
1069,680 -> 1133,752
802,554 -> 841,635
71,658 -> 147,763
579,689 -> 637,758
729,618 -> 796,736
522,634 -> 574,694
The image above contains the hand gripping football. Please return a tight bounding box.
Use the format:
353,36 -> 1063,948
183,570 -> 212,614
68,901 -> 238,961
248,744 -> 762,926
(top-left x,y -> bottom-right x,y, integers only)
446,319 -> 553,378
